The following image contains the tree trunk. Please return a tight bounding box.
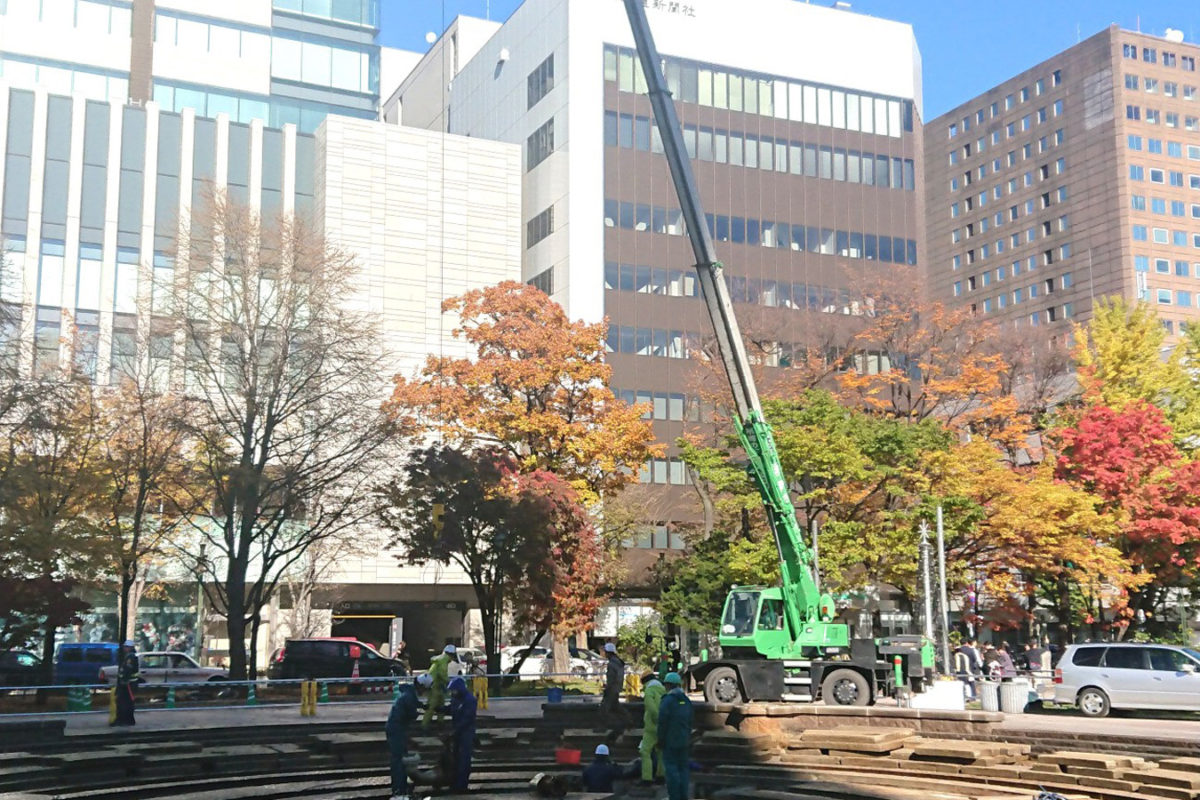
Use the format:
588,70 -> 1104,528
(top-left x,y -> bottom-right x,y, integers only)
35,626 -> 55,706
480,602 -> 499,693
551,635 -> 569,679
118,566 -> 134,649
248,612 -> 262,681
225,559 -> 249,680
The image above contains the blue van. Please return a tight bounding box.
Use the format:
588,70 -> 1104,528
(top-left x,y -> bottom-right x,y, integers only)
53,643 -> 119,685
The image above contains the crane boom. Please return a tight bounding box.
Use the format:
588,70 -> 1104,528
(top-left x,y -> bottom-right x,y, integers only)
621,0 -> 831,644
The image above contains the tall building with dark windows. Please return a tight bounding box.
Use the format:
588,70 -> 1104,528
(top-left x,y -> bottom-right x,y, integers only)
391,0 -> 924,596
926,26 -> 1200,339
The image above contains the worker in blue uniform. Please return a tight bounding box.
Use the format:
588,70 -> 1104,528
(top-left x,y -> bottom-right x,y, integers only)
657,672 -> 693,800
386,673 -> 431,800
447,676 -> 477,791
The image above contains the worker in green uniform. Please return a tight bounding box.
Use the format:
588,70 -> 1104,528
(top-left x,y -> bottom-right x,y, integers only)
639,672 -> 665,783
657,672 -> 693,800
423,644 -> 455,726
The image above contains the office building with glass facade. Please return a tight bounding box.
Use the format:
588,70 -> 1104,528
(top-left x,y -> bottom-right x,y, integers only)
391,0 -> 924,598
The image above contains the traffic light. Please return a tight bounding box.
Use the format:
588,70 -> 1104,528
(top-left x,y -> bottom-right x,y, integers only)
432,503 -> 445,535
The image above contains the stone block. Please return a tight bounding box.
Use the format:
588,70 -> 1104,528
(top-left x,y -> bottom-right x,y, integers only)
1036,750 -> 1139,770
1138,769 -> 1200,791
1162,758 -> 1200,775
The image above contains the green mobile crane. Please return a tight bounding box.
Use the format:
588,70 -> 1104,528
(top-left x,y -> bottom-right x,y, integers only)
622,0 -> 933,706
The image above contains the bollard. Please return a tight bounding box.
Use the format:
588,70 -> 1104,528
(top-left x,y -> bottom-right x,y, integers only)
246,683 -> 257,706
66,687 -> 77,712
107,687 -> 117,724
300,681 -> 312,716
623,672 -> 642,700
318,681 -> 328,703
393,679 -> 401,702
472,676 -> 489,710
166,686 -> 176,709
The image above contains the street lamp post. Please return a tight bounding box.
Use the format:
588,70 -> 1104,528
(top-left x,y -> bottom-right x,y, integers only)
195,543 -> 206,664
919,521 -> 934,641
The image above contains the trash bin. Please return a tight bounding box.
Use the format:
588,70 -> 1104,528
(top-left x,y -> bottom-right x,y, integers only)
979,681 -> 1000,712
999,679 -> 1030,714
547,687 -> 564,703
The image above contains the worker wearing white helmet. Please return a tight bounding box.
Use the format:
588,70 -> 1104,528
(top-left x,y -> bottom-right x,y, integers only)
423,643 -> 456,726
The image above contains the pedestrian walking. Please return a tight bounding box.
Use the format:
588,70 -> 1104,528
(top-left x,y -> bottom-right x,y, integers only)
423,644 -> 455,726
112,640 -> 140,727
447,676 -> 477,791
581,744 -> 623,793
386,673 -> 431,800
657,672 -> 693,800
640,671 -> 665,783
600,643 -> 624,720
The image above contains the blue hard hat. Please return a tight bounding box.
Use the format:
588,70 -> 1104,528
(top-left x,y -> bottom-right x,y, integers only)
664,672 -> 682,685
447,676 -> 468,692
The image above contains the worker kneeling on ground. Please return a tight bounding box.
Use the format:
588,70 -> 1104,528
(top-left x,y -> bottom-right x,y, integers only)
448,676 -> 477,791
386,673 -> 431,800
582,744 -> 623,793
423,644 -> 455,726
658,672 -> 693,800
639,671 -> 665,783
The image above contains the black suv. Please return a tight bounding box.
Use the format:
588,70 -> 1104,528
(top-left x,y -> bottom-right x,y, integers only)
267,638 -> 406,680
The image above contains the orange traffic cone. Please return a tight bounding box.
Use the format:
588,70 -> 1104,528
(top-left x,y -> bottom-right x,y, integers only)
350,658 -> 361,686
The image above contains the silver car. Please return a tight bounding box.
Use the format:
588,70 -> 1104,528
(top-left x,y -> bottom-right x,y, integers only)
99,652 -> 228,686
1053,642 -> 1200,717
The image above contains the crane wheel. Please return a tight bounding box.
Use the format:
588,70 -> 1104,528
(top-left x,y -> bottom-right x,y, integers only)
821,668 -> 871,706
703,666 -> 744,704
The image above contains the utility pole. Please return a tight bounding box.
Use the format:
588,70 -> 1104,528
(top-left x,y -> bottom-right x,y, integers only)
919,521 -> 933,640
811,518 -> 820,594
936,506 -> 951,674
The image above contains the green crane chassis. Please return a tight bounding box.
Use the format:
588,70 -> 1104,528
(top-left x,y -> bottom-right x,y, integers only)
688,586 -> 935,706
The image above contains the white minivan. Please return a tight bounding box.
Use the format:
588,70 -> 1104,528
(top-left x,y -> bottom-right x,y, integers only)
1054,642 -> 1200,717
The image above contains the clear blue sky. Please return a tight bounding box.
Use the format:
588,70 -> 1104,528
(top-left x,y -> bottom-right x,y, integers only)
378,0 -> 1200,118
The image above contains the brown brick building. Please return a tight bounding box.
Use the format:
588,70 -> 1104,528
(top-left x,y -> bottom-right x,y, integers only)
926,26 -> 1200,339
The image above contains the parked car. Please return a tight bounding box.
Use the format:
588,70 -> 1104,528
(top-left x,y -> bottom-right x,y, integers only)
99,652 -> 227,686
1053,642 -> 1200,717
455,648 -> 488,675
500,646 -> 549,678
53,642 -> 120,685
540,648 -> 606,679
266,638 -> 406,680
0,650 -> 42,688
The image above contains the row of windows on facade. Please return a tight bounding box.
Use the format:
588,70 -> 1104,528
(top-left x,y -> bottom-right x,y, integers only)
947,188 -> 1070,265
1123,104 -> 1200,128
971,300 -> 1075,326
951,161 -> 1066,222
953,239 -> 1072,273
1152,288 -> 1198,308
623,523 -> 685,551
604,111 -> 916,191
1135,255 -> 1200,279
1127,135 -> 1200,158
1122,43 -> 1197,70
0,0 -> 380,30
948,106 -> 1064,165
1131,225 -> 1200,251
948,69 -> 1063,139
612,389 -> 702,423
2,93 -> 315,248
1123,73 -> 1199,101
603,262 -> 881,318
955,270 -> 1073,300
603,200 -> 919,267
603,45 -> 914,139
950,130 -> 1065,192
1129,163 -> 1200,190
955,209 -> 1070,250
948,104 -> 1064,167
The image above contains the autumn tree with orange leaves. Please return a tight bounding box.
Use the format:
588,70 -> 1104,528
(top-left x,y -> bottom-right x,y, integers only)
384,282 -> 659,667
385,282 -> 660,505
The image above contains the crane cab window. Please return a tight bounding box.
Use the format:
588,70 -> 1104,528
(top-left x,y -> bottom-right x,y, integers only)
757,599 -> 785,631
722,590 -> 760,636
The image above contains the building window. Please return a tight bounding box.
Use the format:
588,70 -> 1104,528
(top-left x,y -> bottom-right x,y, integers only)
1126,105 -> 1141,120
1144,48 -> 1158,64
1165,52 -> 1178,68
1157,288 -> 1171,305
1123,44 -> 1138,60
527,54 -> 554,109
528,267 -> 553,295
527,205 -> 554,248
526,118 -> 554,171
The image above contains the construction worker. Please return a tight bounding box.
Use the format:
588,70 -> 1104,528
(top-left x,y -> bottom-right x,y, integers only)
447,677 -> 477,791
582,744 -> 622,793
423,644 -> 455,725
386,673 -> 431,800
599,643 -> 624,722
639,671 -> 665,783
111,640 -> 141,727
657,672 -> 693,800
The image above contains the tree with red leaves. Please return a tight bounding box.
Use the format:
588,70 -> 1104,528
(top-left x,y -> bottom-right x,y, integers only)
1054,401 -> 1200,636
375,445 -> 612,685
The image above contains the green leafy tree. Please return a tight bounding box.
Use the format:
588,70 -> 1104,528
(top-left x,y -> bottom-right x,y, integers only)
656,529 -> 778,631
616,613 -> 666,672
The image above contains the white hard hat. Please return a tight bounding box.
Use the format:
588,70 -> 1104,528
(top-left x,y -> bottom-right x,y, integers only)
604,643 -> 616,653
595,744 -> 609,756
416,673 -> 433,688
444,644 -> 457,654
123,640 -> 134,647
